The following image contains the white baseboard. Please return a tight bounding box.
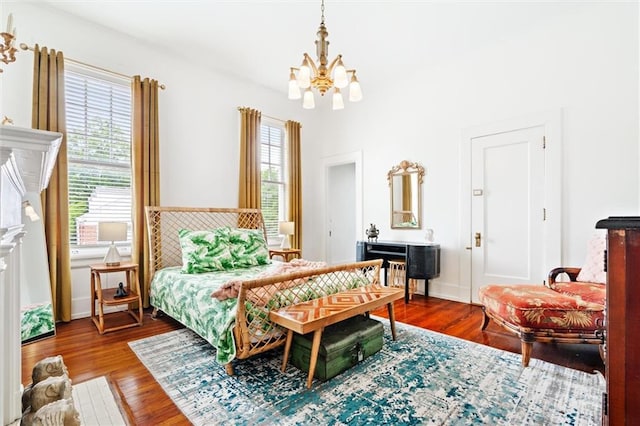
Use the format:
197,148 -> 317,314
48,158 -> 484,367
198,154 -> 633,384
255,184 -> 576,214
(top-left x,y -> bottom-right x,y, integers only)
427,279 -> 470,303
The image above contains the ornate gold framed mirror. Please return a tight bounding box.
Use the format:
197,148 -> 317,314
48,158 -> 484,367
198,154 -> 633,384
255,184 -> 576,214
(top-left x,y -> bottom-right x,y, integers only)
387,160 -> 424,229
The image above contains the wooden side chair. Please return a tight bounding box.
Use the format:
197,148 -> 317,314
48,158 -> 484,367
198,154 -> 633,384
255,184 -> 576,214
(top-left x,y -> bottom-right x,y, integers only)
388,260 -> 417,300
478,234 -> 606,367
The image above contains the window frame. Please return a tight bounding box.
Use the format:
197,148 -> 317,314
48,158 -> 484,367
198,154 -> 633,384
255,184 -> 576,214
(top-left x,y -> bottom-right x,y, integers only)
260,118 -> 288,246
64,62 -> 133,259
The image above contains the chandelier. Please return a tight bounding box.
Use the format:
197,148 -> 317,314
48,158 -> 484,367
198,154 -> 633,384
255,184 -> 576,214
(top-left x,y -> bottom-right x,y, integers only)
287,0 -> 362,110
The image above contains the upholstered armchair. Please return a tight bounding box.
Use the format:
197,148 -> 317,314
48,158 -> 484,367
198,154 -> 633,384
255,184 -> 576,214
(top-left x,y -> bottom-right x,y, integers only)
478,235 -> 606,367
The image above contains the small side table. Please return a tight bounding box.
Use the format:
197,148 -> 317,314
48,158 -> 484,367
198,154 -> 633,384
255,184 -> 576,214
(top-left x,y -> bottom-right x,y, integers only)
90,262 -> 143,334
269,248 -> 302,262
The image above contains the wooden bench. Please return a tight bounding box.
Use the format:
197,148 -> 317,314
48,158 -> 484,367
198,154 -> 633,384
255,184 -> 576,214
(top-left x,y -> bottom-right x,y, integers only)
269,284 -> 404,388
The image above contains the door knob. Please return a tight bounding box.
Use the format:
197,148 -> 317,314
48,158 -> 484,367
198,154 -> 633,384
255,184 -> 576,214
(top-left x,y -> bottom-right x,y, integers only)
475,232 -> 481,247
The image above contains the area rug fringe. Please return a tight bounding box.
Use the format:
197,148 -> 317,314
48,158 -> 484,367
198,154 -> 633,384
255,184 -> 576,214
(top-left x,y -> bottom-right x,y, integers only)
129,319 -> 604,425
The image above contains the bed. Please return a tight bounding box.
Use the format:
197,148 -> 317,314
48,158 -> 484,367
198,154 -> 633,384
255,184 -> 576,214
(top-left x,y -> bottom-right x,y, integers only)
145,207 -> 382,374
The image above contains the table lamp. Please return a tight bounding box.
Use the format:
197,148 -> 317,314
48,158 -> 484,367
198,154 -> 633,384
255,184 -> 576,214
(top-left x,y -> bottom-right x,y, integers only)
278,221 -> 295,249
98,222 -> 128,266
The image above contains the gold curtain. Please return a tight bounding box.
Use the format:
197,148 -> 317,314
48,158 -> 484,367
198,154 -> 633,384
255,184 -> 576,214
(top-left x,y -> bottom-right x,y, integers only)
31,45 -> 72,322
286,120 -> 302,250
238,107 -> 262,209
132,76 -> 160,307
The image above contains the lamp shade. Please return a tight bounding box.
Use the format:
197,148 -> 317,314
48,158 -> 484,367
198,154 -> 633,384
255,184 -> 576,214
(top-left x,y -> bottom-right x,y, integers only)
302,88 -> 315,109
278,221 -> 294,250
298,59 -> 311,88
278,221 -> 295,236
333,59 -> 348,88
98,222 -> 127,242
98,222 -> 127,266
349,74 -> 363,102
288,70 -> 301,100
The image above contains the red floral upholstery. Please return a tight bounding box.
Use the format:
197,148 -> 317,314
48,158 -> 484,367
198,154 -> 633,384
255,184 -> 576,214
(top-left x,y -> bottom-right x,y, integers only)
479,279 -> 605,367
548,281 -> 605,305
479,284 -> 604,333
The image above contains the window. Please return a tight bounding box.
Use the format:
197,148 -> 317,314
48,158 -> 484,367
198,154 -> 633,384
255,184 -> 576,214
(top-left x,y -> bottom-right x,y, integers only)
64,64 -> 132,248
260,121 -> 287,243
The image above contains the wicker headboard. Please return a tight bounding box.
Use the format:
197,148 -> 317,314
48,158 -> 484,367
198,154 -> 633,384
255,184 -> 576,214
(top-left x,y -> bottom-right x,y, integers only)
144,207 -> 267,277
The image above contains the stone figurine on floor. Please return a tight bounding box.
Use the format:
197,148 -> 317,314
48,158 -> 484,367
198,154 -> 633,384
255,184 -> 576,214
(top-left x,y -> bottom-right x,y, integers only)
21,355 -> 80,426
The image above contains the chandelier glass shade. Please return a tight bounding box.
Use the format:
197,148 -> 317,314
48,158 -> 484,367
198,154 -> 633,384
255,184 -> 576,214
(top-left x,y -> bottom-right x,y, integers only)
288,0 -> 362,110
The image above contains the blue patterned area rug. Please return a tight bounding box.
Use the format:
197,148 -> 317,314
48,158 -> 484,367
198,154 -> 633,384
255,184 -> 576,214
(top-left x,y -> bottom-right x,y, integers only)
128,319 -> 604,425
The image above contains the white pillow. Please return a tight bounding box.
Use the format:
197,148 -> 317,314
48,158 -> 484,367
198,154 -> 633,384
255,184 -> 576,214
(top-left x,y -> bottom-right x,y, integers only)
576,233 -> 607,283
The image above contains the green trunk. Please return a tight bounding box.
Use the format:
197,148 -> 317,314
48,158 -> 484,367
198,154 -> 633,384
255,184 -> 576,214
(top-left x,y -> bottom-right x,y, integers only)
290,315 -> 384,381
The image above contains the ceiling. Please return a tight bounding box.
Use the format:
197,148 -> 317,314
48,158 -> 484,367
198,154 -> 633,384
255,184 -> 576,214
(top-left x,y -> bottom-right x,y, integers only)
36,1 -> 584,95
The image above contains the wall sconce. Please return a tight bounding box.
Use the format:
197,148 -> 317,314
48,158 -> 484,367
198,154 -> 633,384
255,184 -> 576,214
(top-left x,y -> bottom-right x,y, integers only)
1,13 -> 17,73
22,200 -> 39,222
98,222 -> 127,266
278,221 -> 295,249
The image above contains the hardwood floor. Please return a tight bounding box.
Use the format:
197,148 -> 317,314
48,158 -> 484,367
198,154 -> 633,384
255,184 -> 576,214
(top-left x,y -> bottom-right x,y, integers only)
21,296 -> 604,425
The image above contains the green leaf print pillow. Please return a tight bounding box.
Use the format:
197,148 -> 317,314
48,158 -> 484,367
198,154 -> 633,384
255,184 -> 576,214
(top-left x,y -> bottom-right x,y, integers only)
228,228 -> 271,268
178,229 -> 235,273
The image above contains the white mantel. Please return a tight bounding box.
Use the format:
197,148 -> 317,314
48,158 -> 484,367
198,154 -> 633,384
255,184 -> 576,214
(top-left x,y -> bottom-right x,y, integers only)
0,125 -> 62,195
0,125 -> 61,426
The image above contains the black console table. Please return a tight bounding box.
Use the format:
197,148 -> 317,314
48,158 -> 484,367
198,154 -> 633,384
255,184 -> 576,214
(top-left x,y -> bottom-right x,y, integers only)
356,240 -> 441,302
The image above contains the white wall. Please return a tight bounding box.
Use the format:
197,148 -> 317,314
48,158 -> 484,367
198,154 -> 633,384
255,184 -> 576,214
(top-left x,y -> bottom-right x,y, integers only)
303,2 -> 639,301
1,2 -> 638,315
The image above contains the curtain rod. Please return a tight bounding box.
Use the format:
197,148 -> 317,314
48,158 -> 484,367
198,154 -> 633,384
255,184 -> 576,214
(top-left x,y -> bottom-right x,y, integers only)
262,113 -> 303,128
263,113 -> 286,124
237,107 -> 286,124
19,43 -> 166,90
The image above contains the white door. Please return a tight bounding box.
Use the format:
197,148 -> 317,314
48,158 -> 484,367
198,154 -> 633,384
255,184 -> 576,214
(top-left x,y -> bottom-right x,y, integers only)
470,126 -> 546,303
327,163 -> 356,264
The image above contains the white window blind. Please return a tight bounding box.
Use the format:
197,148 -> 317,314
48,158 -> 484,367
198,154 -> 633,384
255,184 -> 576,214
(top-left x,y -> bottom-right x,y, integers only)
64,66 -> 132,247
261,122 -> 286,242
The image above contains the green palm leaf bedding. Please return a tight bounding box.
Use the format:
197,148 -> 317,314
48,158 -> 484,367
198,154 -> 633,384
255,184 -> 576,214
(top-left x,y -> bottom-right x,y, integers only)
21,302 -> 55,342
150,264 -> 278,364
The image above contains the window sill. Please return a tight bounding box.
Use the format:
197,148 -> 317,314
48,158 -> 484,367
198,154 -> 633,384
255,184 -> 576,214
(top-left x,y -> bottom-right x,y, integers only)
70,246 -> 132,268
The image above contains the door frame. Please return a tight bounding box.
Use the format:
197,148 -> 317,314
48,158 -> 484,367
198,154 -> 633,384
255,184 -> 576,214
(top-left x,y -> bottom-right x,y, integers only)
322,151 -> 363,263
459,110 -> 562,303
